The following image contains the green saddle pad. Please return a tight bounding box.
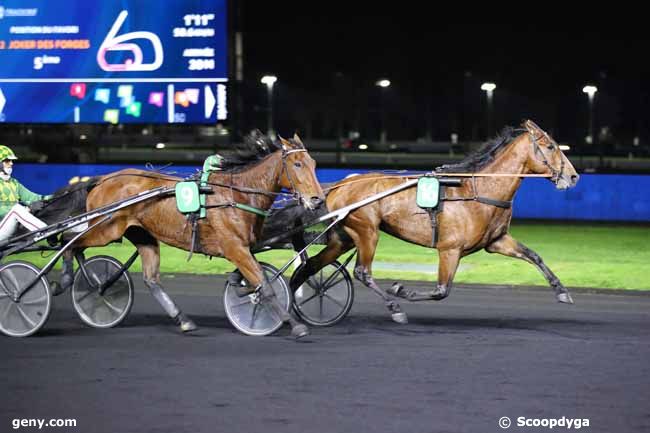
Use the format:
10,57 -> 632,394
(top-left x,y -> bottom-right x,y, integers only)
416,177 -> 440,208
175,182 -> 201,213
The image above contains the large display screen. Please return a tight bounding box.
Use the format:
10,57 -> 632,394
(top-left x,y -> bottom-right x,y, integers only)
0,0 -> 228,123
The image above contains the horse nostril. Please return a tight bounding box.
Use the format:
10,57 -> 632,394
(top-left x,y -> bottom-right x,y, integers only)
310,197 -> 323,208
571,174 -> 579,183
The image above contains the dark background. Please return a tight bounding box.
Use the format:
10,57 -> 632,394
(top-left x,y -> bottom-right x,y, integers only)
237,3 -> 649,146
2,3 -> 649,165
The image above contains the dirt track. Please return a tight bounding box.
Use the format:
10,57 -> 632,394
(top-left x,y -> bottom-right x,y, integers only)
3,275 -> 650,433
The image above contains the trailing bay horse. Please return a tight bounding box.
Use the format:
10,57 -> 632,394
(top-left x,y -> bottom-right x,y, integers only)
39,132 -> 325,337
289,120 -> 579,323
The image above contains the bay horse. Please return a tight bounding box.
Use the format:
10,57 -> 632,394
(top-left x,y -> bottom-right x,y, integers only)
40,132 -> 325,337
289,120 -> 579,323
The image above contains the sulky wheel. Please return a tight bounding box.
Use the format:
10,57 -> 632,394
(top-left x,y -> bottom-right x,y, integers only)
0,260 -> 52,337
292,260 -> 354,327
223,262 -> 292,336
71,255 -> 134,329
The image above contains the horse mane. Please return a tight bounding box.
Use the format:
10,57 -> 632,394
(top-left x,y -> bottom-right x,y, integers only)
436,126 -> 525,173
217,130 -> 283,173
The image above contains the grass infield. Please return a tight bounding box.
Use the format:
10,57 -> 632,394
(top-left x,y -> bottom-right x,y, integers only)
9,223 -> 650,291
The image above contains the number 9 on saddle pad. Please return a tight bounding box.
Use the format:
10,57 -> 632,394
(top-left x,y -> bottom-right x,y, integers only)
175,182 -> 201,213
416,177 -> 440,208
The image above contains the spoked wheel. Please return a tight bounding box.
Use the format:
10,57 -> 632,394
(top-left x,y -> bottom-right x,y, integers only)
71,255 -> 134,328
223,262 -> 292,336
0,260 -> 52,337
292,260 -> 354,326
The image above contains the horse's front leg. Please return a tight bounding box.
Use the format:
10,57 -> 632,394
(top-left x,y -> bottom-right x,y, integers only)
225,245 -> 309,339
389,248 -> 461,301
486,233 -> 573,304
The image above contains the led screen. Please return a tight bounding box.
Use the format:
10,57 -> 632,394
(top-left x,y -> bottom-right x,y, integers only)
0,0 -> 228,123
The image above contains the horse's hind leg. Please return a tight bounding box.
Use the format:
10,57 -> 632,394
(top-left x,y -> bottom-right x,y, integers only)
346,226 -> 407,324
486,234 -> 573,304
50,249 -> 76,296
289,230 -> 353,291
126,229 -> 198,333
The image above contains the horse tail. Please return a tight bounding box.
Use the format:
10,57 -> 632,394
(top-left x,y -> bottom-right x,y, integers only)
35,176 -> 101,225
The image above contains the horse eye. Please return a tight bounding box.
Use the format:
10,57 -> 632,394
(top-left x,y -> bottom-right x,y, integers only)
547,144 -> 555,150
294,162 -> 302,168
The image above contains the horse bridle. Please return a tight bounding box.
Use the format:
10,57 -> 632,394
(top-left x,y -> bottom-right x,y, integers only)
280,148 -> 310,205
527,125 -> 565,184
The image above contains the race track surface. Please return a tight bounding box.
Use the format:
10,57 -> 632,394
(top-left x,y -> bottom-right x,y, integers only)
2,275 -> 650,433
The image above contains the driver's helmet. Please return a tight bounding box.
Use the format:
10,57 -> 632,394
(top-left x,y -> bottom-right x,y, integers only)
0,145 -> 18,161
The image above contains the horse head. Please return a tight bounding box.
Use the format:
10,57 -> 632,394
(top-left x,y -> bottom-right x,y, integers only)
522,120 -> 579,190
277,134 -> 326,210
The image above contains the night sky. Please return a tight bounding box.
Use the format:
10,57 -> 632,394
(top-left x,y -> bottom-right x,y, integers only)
237,4 -> 650,145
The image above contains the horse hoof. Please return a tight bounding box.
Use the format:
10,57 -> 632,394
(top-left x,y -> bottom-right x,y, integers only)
391,312 -> 408,324
557,292 -> 574,304
174,313 -> 198,333
60,274 -> 73,289
387,282 -> 404,297
291,324 -> 310,339
180,319 -> 198,333
232,284 -> 254,298
49,282 -> 66,297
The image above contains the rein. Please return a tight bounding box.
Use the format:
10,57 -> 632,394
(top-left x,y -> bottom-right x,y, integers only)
323,172 -> 551,194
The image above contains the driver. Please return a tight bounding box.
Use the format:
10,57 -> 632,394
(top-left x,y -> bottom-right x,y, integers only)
0,145 -> 51,241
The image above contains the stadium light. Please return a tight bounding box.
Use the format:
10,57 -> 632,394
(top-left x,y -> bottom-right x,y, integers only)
481,82 -> 496,138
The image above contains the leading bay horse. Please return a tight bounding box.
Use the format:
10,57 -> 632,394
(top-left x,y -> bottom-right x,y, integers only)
41,132 -> 325,337
290,120 -> 579,323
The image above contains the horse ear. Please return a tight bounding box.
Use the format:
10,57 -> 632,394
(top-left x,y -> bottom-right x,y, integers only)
292,133 -> 304,148
278,135 -> 292,150
524,119 -> 538,132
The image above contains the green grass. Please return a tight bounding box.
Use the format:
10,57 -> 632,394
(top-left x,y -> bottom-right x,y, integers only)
9,223 -> 650,290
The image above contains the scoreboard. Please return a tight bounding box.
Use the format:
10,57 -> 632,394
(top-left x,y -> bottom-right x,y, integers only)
0,0 -> 228,123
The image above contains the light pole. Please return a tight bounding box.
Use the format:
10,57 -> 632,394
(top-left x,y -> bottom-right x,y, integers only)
481,82 -> 496,139
583,85 -> 599,169
582,85 -> 597,146
261,75 -> 277,136
376,79 -> 390,145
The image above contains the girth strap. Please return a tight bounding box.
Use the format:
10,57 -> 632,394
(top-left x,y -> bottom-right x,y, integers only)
475,196 -> 512,209
443,196 -> 512,209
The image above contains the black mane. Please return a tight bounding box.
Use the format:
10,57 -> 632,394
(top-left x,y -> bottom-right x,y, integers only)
218,130 -> 283,173
436,126 -> 525,173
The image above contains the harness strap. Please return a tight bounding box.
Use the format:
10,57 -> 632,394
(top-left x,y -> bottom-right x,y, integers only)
442,196 -> 512,209
475,196 -> 512,209
233,203 -> 270,217
204,202 -> 270,218
187,214 -> 202,262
